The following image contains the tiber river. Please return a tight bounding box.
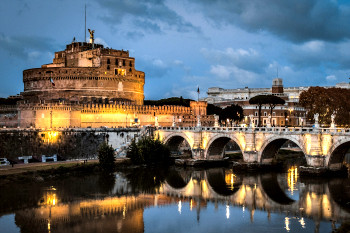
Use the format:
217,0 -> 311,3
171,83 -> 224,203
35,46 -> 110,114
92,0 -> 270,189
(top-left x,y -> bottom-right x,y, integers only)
0,166 -> 349,233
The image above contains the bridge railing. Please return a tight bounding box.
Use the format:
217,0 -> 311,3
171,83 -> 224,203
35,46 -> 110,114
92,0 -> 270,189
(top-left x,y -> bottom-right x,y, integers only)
157,126 -> 350,134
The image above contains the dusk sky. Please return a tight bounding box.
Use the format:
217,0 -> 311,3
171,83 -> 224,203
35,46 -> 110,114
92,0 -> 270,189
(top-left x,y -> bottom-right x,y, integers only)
1,0 -> 350,100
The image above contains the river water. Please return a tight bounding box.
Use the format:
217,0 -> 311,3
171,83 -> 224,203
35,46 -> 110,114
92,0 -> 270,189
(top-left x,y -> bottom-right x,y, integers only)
0,166 -> 349,233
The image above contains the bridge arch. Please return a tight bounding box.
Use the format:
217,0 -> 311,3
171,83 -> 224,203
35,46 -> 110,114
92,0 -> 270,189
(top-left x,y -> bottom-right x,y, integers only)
326,139 -> 350,169
163,133 -> 193,158
258,136 -> 306,163
204,134 -> 243,159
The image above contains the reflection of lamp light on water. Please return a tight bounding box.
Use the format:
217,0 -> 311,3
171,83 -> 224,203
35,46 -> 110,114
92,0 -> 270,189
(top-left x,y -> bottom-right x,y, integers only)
287,166 -> 298,195
178,200 -> 182,214
226,204 -> 230,219
285,217 -> 290,232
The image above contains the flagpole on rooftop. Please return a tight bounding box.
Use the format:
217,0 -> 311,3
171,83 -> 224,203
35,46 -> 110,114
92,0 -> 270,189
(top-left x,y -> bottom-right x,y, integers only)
197,86 -> 200,102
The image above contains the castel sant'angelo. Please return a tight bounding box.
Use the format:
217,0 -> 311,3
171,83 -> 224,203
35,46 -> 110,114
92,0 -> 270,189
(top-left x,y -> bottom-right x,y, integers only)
0,30 -> 208,128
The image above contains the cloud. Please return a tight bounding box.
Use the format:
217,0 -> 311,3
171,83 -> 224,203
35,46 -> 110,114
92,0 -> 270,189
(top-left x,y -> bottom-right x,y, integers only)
326,75 -> 337,81
0,33 -> 57,60
209,65 -> 259,85
138,57 -> 170,78
201,47 -> 268,73
187,0 -> 350,42
96,0 -> 200,35
286,39 -> 350,70
94,37 -> 109,48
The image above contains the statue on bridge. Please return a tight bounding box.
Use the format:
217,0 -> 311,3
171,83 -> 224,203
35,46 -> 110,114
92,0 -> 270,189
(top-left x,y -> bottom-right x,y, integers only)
249,115 -> 255,128
214,114 -> 219,127
172,116 -> 176,127
314,113 -> 319,128
266,114 -> 272,128
331,112 -> 336,129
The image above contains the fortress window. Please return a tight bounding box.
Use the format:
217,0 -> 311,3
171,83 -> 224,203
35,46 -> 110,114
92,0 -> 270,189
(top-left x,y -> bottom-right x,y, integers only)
115,59 -> 118,65
117,68 -> 126,76
129,61 -> 133,67
123,60 -> 126,66
107,58 -> 110,64
107,65 -> 110,70
129,68 -> 132,72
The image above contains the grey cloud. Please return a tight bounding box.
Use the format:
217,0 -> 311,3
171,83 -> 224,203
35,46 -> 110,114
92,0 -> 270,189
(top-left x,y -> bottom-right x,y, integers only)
201,47 -> 268,73
0,33 -> 57,60
286,40 -> 350,70
189,0 -> 350,42
138,58 -> 170,78
97,0 -> 200,34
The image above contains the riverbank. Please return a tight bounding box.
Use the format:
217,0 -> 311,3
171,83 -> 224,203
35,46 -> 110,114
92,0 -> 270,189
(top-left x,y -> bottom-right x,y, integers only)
0,158 -> 131,186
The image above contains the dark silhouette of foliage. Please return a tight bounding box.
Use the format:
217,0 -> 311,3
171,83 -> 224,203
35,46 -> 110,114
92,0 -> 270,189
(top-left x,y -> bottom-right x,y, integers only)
299,87 -> 350,126
127,136 -> 170,165
0,97 -> 22,105
207,103 -> 222,115
124,167 -> 168,193
144,97 -> 192,107
97,142 -> 115,173
219,104 -> 244,126
249,95 -> 285,126
265,95 -> 285,115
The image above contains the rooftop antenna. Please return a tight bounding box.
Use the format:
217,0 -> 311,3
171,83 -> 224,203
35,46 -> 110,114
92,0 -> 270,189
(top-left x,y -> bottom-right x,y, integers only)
84,4 -> 86,43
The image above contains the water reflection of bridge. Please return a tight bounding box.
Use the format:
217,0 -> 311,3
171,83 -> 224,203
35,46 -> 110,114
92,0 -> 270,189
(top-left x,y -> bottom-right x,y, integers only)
12,169 -> 350,233
161,169 -> 350,223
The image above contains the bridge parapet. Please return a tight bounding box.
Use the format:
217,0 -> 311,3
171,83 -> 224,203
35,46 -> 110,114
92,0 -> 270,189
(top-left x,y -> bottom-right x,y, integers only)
157,126 -> 350,171
158,126 -> 350,135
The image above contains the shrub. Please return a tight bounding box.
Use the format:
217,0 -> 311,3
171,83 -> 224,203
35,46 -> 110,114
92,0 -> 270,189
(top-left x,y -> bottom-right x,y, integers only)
126,136 -> 170,165
98,142 -> 115,173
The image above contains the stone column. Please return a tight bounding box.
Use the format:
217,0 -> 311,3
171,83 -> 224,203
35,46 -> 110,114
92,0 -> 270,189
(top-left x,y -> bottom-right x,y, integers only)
242,130 -> 258,163
191,128 -> 204,159
305,133 -> 325,167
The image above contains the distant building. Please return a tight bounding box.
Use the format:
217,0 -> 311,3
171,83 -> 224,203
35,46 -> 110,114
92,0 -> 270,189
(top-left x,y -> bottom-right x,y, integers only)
203,79 -> 349,126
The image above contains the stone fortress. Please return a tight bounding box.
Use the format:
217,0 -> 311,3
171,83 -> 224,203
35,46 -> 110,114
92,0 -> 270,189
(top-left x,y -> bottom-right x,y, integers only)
0,30 -> 208,129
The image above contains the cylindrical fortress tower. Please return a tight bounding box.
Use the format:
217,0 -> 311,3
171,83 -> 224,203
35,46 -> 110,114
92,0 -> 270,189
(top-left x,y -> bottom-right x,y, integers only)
22,40 -> 145,105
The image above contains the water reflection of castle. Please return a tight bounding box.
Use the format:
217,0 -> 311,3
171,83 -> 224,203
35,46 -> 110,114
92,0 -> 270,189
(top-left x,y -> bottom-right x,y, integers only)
12,169 -> 350,233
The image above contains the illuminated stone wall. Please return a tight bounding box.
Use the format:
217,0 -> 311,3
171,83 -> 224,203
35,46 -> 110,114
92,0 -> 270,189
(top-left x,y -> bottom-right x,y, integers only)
0,128 -> 140,160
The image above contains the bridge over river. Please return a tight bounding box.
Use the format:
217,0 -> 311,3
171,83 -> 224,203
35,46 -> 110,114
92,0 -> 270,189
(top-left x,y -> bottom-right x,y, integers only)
156,126 -> 350,170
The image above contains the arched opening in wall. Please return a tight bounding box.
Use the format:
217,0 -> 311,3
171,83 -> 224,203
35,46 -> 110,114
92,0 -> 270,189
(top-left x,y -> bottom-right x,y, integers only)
207,137 -> 242,160
260,139 -> 306,166
328,141 -> 350,171
206,168 -> 242,196
166,136 -> 192,158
